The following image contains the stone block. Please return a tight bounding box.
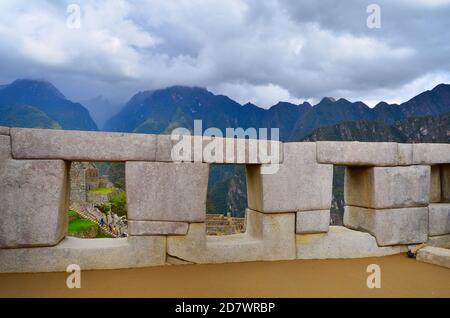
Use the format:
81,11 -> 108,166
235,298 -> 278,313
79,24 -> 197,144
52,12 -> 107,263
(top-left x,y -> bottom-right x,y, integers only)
0,159 -> 69,248
126,162 -> 208,222
296,226 -> 407,259
246,142 -> 333,213
344,206 -> 428,246
0,236 -> 166,272
344,166 -> 430,209
316,141 -> 398,166
441,165 -> 450,202
167,209 -> 296,264
430,165 -> 441,203
245,209 -> 296,261
296,210 -> 330,234
157,134 -> 282,164
427,234 -> 450,249
11,128 -> 157,161
0,135 -> 11,160
128,220 -> 189,235
416,246 -> 450,269
397,143 -> 413,165
428,204 -> 450,236
0,126 -> 10,135
413,143 -> 450,164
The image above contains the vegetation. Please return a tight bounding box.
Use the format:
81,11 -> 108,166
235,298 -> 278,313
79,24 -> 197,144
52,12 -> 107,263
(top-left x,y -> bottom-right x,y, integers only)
110,192 -> 127,217
67,210 -> 113,238
89,187 -> 114,194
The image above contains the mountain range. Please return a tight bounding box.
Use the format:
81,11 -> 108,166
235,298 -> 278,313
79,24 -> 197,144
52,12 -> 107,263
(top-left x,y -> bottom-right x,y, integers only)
0,79 -> 449,220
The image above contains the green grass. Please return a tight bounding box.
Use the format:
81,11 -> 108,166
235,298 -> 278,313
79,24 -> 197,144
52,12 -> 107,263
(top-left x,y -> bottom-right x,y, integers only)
68,209 -> 78,218
88,187 -> 114,194
68,218 -> 98,235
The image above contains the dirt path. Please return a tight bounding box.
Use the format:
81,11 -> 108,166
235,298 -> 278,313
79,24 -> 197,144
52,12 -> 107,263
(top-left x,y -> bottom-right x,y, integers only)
1,254 -> 449,298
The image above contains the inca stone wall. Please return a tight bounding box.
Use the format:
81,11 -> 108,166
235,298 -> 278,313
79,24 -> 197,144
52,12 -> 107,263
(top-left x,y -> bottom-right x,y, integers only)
1,127 -> 449,272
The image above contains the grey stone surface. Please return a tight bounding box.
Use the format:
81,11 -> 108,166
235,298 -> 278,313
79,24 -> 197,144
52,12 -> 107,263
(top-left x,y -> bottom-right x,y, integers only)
344,205 -> 428,246
247,142 -> 333,213
296,226 -> 407,259
428,204 -> 450,236
126,161 -> 209,222
412,143 -> 450,164
296,210 -> 330,234
157,134 -> 282,164
416,246 -> 450,269
0,236 -> 166,273
430,165 -> 441,203
0,135 -> 11,160
11,128 -> 157,161
128,220 -> 189,235
316,141 -> 398,166
397,143 -> 413,165
427,234 -> 450,248
0,126 -> 10,135
167,209 -> 296,264
441,165 -> 450,203
0,159 -> 69,248
345,166 -> 430,209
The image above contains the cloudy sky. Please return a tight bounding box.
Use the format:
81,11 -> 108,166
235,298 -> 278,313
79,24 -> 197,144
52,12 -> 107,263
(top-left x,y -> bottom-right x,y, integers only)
0,0 -> 449,107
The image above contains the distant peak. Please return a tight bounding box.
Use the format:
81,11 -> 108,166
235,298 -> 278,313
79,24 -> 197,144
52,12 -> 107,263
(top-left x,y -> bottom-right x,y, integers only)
243,102 -> 259,108
8,78 -> 65,99
320,97 -> 336,103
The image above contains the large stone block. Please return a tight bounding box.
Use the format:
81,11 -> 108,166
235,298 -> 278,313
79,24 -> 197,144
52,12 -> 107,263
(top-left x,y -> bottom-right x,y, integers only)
416,246 -> 450,269
344,206 -> 428,246
413,143 -> 450,164
296,226 -> 406,259
345,166 -> 430,209
296,210 -> 330,234
428,204 -> 450,236
0,126 -> 10,135
167,209 -> 296,264
126,162 -> 208,222
11,128 -> 157,161
430,166 -> 441,203
441,165 -> 450,203
0,236 -> 166,272
316,141 -> 398,166
247,142 -> 333,213
245,209 -> 296,261
0,135 -> 11,160
0,159 -> 69,248
427,234 -> 450,249
156,134 -> 282,164
128,220 -> 189,235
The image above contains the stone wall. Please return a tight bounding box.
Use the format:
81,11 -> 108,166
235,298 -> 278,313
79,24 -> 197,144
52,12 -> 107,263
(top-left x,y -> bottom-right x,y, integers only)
1,127 -> 449,272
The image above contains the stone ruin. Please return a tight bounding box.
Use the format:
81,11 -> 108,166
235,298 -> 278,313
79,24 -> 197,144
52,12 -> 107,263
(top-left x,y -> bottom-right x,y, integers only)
0,127 -> 449,272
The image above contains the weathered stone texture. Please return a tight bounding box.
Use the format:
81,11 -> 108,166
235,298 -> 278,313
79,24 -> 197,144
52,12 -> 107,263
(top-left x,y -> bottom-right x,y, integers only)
441,165 -> 450,203
344,206 -> 428,246
416,246 -> 450,269
11,128 -> 157,161
397,143 -> 413,166
0,135 -> 11,160
296,210 -> 330,234
296,226 -> 407,259
428,204 -> 450,236
156,134 -> 282,164
0,159 -> 69,248
345,166 -> 430,209
0,236 -> 166,272
412,143 -> 450,164
126,162 -> 209,222
247,142 -> 332,213
316,141 -> 398,166
427,234 -> 450,249
0,126 -> 10,135
128,220 -> 189,235
430,165 -> 441,203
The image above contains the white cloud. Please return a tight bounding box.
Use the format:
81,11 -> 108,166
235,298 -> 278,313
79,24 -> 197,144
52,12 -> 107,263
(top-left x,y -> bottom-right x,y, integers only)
0,0 -> 448,107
